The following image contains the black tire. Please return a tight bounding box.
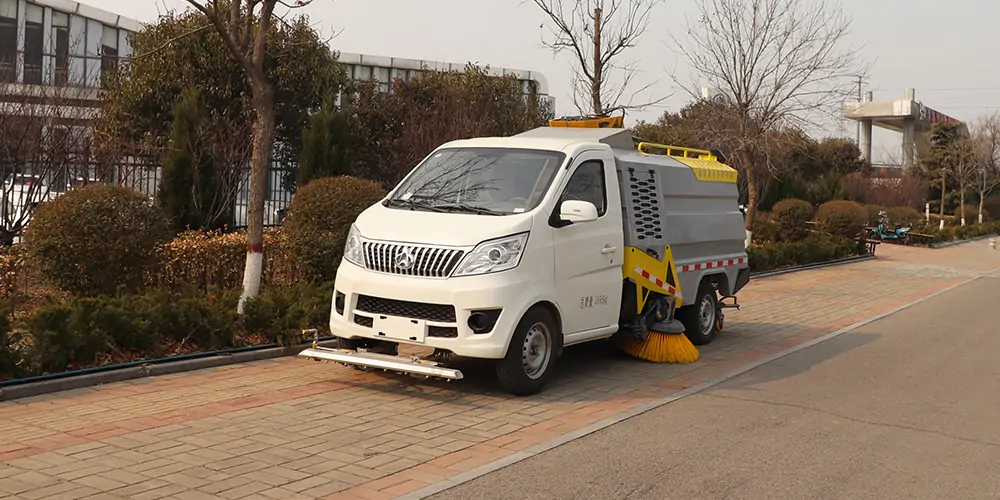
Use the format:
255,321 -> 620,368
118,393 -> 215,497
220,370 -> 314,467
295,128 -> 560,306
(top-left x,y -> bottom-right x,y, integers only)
677,280 -> 719,346
496,308 -> 559,396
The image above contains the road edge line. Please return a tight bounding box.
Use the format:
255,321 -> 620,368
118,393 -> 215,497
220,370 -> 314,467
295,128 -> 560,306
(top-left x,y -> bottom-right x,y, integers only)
398,268 -> 995,500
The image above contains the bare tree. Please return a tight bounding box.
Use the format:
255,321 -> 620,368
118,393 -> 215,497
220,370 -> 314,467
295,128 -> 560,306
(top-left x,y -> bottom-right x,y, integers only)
971,114 -> 1000,224
671,0 -> 868,247
183,0 -> 311,312
531,0 -> 665,115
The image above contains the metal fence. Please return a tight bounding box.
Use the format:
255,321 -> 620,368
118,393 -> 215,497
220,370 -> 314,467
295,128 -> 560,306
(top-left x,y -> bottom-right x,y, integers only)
2,156 -> 298,239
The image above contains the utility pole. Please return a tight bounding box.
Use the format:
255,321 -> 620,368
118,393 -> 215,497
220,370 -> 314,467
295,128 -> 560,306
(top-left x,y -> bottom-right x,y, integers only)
855,75 -> 864,148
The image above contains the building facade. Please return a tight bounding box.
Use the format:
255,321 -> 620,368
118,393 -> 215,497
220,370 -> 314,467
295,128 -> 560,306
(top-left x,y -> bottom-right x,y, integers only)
1,0 -> 552,234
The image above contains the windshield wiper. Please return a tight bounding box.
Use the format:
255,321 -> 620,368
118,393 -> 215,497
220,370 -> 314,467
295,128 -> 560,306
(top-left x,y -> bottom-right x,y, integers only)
383,198 -> 449,212
434,203 -> 506,216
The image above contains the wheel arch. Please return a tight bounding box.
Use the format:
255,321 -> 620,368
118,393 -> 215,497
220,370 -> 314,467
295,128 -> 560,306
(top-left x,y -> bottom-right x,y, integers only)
528,300 -> 564,356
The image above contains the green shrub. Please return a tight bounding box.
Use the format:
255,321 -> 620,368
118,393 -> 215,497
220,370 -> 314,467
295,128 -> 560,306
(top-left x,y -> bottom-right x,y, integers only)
25,184 -> 170,296
20,288 -> 243,374
0,300 -> 24,379
771,198 -> 814,241
242,281 -> 334,346
816,200 -> 867,239
748,234 -> 862,273
285,176 -> 386,282
887,206 -> 922,227
865,205 -> 887,226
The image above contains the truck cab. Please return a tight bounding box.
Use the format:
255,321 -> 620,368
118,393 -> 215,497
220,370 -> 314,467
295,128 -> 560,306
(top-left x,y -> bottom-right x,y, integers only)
302,124 -> 749,396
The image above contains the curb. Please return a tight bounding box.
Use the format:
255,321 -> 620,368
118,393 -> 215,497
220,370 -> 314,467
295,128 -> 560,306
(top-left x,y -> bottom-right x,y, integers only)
400,265 -> 999,500
749,253 -> 874,279
929,233 -> 1000,249
0,340 -> 339,402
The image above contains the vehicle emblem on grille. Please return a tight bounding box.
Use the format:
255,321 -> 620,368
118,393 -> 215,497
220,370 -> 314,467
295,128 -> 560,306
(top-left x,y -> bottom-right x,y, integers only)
394,247 -> 416,270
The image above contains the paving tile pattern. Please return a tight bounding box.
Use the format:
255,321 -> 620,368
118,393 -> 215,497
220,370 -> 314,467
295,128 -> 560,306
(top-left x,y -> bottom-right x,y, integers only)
2,242 -> 999,499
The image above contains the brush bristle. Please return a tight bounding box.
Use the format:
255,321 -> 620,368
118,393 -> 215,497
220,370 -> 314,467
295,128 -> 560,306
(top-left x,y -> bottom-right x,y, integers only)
616,330 -> 699,363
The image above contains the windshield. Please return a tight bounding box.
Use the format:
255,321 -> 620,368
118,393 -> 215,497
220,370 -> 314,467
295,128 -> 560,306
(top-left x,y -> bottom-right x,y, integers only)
385,147 -> 566,215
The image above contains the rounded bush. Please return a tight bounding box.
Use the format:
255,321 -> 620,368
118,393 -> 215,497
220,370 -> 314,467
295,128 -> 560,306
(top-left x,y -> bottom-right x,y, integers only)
816,200 -> 867,239
887,206 -> 922,227
25,184 -> 170,296
771,198 -> 814,241
284,176 -> 386,282
865,204 -> 887,226
751,211 -> 778,244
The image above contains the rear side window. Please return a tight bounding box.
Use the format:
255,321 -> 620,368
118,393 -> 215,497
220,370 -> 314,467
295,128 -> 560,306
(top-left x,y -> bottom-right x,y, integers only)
560,160 -> 607,216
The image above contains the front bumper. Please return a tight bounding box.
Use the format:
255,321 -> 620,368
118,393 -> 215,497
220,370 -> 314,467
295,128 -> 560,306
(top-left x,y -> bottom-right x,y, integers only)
329,261 -> 548,359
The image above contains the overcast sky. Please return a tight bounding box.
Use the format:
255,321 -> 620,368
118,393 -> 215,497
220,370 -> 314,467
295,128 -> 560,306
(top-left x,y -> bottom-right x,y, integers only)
89,0 -> 999,165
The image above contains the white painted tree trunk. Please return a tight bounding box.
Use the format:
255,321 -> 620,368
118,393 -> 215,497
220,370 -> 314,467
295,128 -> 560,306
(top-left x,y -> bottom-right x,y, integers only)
745,228 -> 752,249
237,251 -> 264,313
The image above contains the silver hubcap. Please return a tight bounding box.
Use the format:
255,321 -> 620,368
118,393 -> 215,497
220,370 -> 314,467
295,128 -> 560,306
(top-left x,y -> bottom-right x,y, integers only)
522,322 -> 551,380
699,295 -> 716,335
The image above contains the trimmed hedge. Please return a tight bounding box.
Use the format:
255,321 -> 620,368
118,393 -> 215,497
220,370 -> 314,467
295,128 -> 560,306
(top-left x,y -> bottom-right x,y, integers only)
816,200 -> 867,239
24,184 -> 171,296
748,234 -> 866,273
154,228 -> 298,291
0,246 -> 22,299
772,198 -> 814,241
931,220 -> 1000,244
1,283 -> 333,379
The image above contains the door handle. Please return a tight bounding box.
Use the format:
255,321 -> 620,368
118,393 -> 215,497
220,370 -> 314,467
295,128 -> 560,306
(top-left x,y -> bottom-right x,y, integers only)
601,245 -> 617,254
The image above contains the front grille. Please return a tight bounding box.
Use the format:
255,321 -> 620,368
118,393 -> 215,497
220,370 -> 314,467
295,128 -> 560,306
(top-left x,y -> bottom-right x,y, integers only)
355,295 -> 457,323
428,326 -> 458,338
362,242 -> 465,278
354,314 -> 373,327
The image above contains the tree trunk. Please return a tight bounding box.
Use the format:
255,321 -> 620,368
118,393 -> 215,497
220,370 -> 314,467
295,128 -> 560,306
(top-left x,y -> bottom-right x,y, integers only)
237,84 -> 276,313
960,177 -> 966,226
739,149 -> 757,249
591,7 -> 602,115
979,194 -> 985,224
939,174 -> 946,231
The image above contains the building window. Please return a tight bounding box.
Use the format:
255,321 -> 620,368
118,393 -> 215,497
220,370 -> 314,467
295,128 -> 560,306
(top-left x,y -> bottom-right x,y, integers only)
0,0 -> 15,84
51,11 -> 69,86
100,25 -> 118,84
23,3 -> 43,84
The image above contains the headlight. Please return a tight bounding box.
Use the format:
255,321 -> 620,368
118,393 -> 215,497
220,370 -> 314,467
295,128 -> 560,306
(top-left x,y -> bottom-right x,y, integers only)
453,232 -> 528,277
343,224 -> 364,267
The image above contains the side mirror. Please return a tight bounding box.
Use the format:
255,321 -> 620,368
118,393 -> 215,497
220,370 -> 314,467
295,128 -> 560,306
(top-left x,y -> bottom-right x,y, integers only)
559,200 -> 599,224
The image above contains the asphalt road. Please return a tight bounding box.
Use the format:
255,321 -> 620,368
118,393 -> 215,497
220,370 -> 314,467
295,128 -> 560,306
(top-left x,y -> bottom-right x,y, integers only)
429,272 -> 1000,500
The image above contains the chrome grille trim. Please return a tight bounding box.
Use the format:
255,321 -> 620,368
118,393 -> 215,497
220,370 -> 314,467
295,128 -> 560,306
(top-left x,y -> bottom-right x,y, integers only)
362,241 -> 466,278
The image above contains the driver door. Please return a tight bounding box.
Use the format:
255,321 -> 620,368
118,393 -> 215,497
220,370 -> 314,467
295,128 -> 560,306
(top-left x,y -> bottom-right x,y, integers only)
552,152 -> 624,337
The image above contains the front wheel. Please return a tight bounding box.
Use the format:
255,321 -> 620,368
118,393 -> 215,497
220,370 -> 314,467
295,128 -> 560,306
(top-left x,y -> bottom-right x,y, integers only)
495,308 -> 559,396
677,280 -> 719,346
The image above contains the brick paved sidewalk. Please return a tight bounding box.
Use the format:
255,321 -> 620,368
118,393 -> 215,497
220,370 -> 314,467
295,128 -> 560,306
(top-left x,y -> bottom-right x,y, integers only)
2,242 -> 999,500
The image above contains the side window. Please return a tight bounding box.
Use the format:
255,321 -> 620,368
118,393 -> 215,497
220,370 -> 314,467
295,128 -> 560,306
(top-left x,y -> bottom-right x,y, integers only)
560,160 -> 607,216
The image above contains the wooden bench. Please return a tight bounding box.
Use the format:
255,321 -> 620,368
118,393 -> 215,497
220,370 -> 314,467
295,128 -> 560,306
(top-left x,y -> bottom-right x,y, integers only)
865,239 -> 880,255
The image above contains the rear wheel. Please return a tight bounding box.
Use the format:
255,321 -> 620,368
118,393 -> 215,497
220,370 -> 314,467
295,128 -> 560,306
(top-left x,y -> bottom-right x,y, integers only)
678,280 -> 719,346
496,308 -> 558,396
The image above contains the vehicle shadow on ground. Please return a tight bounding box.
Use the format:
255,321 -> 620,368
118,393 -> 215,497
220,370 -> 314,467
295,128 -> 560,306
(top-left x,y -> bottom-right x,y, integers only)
707,329 -> 880,393
340,321 -> 869,406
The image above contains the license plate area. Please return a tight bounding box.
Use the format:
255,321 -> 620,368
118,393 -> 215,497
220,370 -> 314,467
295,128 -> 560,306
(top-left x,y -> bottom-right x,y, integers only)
373,315 -> 426,343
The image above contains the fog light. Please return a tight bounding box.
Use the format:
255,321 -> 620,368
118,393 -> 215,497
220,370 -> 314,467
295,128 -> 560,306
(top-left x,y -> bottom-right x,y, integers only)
467,309 -> 502,334
334,291 -> 345,315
